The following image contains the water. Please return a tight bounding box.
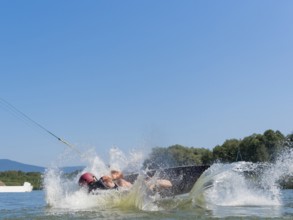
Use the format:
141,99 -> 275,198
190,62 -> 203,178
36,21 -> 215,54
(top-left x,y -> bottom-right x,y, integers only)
1,148 -> 293,219
0,190 -> 293,219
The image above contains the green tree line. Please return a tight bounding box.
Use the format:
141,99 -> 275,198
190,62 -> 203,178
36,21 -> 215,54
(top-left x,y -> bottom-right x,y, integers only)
1,129 -> 292,189
0,171 -> 42,190
144,129 -> 293,168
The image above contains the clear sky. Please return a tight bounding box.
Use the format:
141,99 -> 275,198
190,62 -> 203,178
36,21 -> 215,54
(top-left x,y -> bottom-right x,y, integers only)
0,1 -> 293,167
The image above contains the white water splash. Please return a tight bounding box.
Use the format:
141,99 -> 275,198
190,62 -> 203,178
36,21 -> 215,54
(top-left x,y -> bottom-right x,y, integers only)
190,148 -> 293,209
109,147 -> 144,173
43,147 -> 159,211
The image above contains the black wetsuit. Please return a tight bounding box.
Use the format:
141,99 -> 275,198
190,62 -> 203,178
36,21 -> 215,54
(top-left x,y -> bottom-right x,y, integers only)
88,178 -> 118,193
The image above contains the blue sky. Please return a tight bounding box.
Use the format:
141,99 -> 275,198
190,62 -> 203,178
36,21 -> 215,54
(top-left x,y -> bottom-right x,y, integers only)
1,1 -> 293,167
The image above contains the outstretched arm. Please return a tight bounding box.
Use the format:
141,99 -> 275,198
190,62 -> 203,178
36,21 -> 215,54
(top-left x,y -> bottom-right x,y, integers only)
155,179 -> 172,188
146,179 -> 172,191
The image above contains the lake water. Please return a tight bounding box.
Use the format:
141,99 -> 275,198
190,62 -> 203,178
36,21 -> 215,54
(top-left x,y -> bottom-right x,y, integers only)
1,148 -> 293,219
0,189 -> 293,219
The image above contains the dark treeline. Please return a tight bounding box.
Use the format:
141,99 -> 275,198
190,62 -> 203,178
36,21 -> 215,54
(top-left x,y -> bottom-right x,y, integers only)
0,170 -> 80,190
1,129 -> 292,189
144,129 -> 293,169
213,130 -> 292,163
0,171 -> 42,189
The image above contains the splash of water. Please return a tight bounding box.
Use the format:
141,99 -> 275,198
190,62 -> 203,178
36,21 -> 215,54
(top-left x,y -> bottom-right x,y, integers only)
190,148 -> 293,209
44,145 -> 293,214
109,147 -> 144,173
43,147 -> 161,211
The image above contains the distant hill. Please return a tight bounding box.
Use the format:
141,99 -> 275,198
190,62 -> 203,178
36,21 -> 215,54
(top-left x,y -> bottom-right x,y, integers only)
0,159 -> 84,173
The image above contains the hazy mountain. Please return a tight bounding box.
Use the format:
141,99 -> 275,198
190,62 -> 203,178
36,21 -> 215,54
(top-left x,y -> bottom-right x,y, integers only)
0,159 -> 84,173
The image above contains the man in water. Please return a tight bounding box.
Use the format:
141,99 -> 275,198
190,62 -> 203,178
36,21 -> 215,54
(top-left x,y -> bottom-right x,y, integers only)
78,173 -> 118,192
78,170 -> 172,193
110,170 -> 133,188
